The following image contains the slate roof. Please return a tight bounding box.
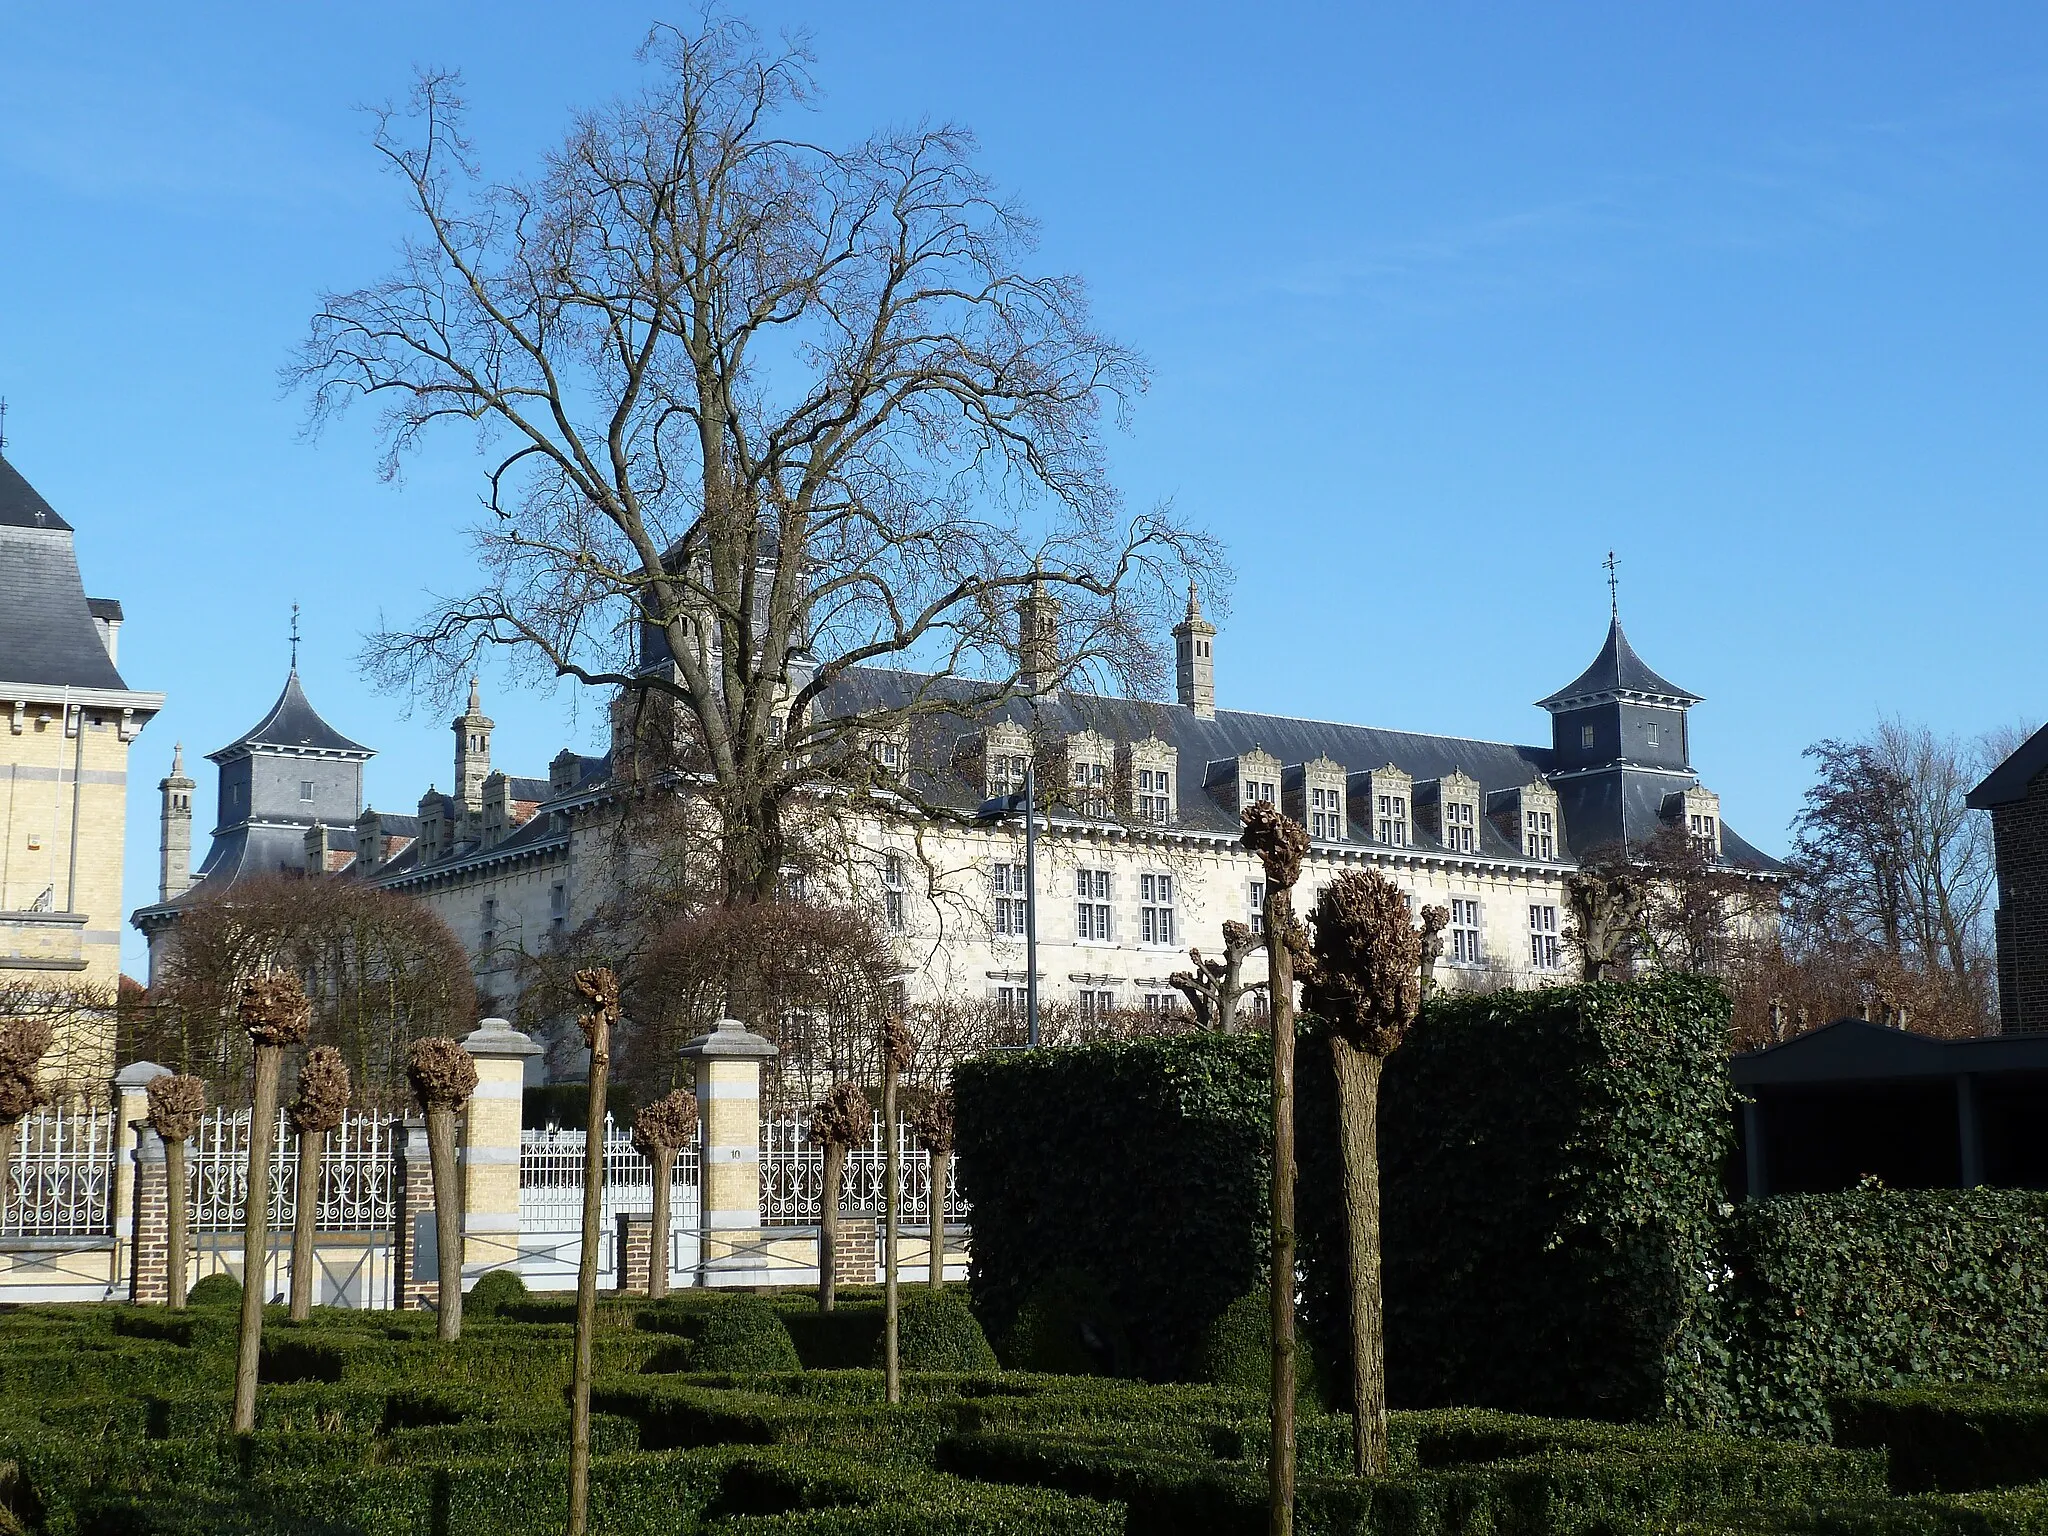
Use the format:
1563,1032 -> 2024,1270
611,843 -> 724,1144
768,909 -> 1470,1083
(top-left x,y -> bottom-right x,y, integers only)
1732,1017 -> 2048,1085
1968,720 -> 2048,810
0,456 -> 132,692
504,776 -> 551,802
1536,618 -> 1702,710
132,822 -> 316,924
211,671 -> 374,761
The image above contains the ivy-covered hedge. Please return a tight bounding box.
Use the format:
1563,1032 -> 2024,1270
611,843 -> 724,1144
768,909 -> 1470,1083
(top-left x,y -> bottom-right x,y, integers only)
955,1032 -> 1271,1381
1300,974 -> 1739,1428
1721,1187 -> 2048,1441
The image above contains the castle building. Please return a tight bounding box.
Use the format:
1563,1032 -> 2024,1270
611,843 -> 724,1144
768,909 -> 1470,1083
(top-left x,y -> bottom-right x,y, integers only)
130,667 -> 373,980
153,582 -> 1782,1065
1,453 -> 163,1071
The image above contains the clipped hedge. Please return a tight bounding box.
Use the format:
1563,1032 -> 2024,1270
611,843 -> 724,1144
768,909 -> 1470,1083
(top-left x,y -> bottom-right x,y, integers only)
1831,1376 -> 2048,1494
1297,975 -> 1739,1429
884,1288 -> 999,1373
1723,1189 -> 2048,1440
956,1033 -> 1270,1381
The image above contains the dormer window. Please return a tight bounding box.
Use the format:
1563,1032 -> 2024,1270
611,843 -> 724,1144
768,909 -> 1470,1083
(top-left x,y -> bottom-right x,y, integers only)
1524,810 -> 1555,860
1376,794 -> 1408,847
1135,769 -> 1171,823
1072,759 -> 1109,817
1444,801 -> 1476,853
1357,765 -> 1413,849
1121,736 -> 1178,826
1311,787 -> 1344,841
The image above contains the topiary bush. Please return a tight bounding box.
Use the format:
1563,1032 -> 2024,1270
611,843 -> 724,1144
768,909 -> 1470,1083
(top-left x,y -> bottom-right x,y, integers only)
1005,1269 -> 1133,1379
186,1273 -> 243,1309
880,1288 -> 998,1373
1199,1287 -> 1317,1401
465,1269 -> 528,1321
638,1294 -> 801,1373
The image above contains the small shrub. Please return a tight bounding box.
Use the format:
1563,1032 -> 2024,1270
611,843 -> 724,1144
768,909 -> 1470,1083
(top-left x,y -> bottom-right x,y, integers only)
688,1295 -> 801,1373
881,1290 -> 998,1373
1199,1288 -> 1316,1401
466,1269 -> 528,1321
185,1274 -> 242,1309
1006,1270 -> 1132,1378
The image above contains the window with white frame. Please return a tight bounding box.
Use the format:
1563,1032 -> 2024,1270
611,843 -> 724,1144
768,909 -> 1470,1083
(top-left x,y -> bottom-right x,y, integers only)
1143,992 -> 1181,1017
1528,904 -> 1560,969
1075,869 -> 1113,942
882,852 -> 906,932
1135,768 -> 1172,824
1077,987 -> 1117,1023
1072,758 -> 1109,817
1311,785 -> 1345,841
1140,872 -> 1176,946
1524,810 -> 1555,861
1376,793 -> 1409,847
991,752 -> 1029,797
868,737 -> 902,775
300,780 -> 315,801
1248,878 -> 1267,937
1243,778 -> 1277,807
1449,897 -> 1483,965
1444,800 -> 1476,854
1689,813 -> 1718,861
995,985 -> 1027,1020
991,862 -> 1029,938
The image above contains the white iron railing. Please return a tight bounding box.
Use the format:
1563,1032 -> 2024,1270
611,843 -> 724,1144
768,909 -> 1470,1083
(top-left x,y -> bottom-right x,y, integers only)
1,1105 -> 116,1237
518,1117 -> 700,1230
186,1109 -> 398,1232
760,1112 -> 964,1227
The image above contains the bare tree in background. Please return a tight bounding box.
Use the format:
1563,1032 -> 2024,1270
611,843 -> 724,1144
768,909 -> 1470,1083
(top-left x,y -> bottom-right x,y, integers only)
0,981 -> 118,1098
1562,854 -> 1649,983
1169,922 -> 1264,1031
290,17 -> 1223,906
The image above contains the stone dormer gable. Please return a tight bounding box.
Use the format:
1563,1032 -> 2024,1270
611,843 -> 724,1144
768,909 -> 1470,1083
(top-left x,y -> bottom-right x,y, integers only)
1048,728 -> 1115,818
1210,747 -> 1281,815
1286,756 -> 1348,843
1351,764 -> 1414,848
961,721 -> 1034,801
1489,779 -> 1562,862
1663,785 -> 1722,861
1415,770 -> 1483,855
858,723 -> 909,784
1119,735 -> 1178,826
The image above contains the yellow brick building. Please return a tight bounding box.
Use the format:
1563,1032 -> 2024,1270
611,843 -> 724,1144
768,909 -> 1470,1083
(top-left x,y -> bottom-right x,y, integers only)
0,453 -> 163,1079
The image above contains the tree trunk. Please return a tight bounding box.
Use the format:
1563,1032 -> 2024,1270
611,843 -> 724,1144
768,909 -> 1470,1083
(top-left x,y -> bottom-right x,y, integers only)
1266,889 -> 1298,1536
648,1144 -> 673,1301
883,1059 -> 901,1404
567,1017 -> 609,1536
289,1129 -> 323,1322
426,1105 -> 463,1342
166,1136 -> 189,1310
927,1140 -> 949,1291
1330,1037 -> 1389,1475
233,1048 -> 282,1434
818,1139 -> 846,1313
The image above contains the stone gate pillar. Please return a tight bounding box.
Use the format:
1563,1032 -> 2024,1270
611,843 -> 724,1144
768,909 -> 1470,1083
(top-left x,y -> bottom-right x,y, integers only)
679,1017 -> 777,1287
461,1019 -> 539,1286
113,1061 -> 170,1300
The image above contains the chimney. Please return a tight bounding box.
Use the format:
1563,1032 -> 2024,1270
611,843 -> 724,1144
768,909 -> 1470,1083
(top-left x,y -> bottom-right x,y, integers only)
1173,583 -> 1216,719
157,743 -> 195,902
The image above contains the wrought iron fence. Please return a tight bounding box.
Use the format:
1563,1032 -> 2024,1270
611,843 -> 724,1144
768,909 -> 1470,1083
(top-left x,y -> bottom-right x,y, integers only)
186,1109 -> 398,1232
1,1105 -> 116,1237
760,1113 -> 964,1227
518,1117 -> 700,1231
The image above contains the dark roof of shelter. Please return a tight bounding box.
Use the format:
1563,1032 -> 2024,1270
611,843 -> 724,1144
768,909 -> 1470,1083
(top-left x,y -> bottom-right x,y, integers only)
1731,1017 -> 2048,1085
1537,618 -> 1702,710
0,454 -> 70,531
1969,720 -> 2048,809
211,671 -> 373,761
0,457 -> 132,692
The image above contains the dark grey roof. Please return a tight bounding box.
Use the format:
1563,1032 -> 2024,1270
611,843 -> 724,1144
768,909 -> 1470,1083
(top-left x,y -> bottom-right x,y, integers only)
0,454 -> 70,531
86,597 -> 124,623
373,797 -> 568,886
211,671 -> 374,761
1550,768 -> 1785,874
133,823 -> 313,922
361,811 -> 421,836
1969,720 -> 2048,809
504,776 -> 551,801
1536,618 -> 1702,710
0,461 -> 131,692
1732,1017 -> 2048,1085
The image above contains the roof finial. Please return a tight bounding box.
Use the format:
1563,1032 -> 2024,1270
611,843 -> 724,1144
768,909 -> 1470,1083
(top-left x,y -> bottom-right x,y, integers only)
1603,550 -> 1619,621
289,603 -> 301,671
468,676 -> 481,713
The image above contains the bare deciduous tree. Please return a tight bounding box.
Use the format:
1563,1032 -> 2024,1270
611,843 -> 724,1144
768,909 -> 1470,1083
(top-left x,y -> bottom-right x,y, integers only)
632,1087 -> 696,1301
1562,855 -> 1649,983
567,968 -> 619,1536
809,1082 -> 869,1314
286,1046 -> 352,1322
146,1074 -> 206,1310
908,1088 -> 954,1290
0,1018 -> 55,1235
1169,921 -> 1264,1031
290,18 -> 1223,905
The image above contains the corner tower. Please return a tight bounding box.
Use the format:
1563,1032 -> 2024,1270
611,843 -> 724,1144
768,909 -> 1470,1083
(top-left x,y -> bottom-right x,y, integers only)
158,743 -> 195,903
454,678 -> 493,813
1173,583 -> 1217,720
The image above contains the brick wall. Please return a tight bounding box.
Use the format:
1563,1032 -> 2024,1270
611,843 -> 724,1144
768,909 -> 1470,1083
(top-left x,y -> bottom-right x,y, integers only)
129,1144 -> 169,1305
1990,775 -> 2048,1031
832,1215 -> 877,1287
616,1213 -> 652,1293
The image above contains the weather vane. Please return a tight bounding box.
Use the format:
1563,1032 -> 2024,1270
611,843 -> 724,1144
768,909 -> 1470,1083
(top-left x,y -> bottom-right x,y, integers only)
1603,550 -> 1619,620
290,604 -> 301,670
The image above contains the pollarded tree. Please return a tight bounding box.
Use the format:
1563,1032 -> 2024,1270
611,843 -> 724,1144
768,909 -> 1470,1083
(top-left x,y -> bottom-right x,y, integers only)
0,1019 -> 53,1232
146,1073 -> 206,1310
405,1037 -> 478,1343
1169,922 -> 1264,1032
567,967 -> 620,1536
1240,801 -> 1309,1536
907,1088 -> 954,1291
286,1046 -> 352,1322
880,1015 -> 913,1405
632,1088 -> 696,1301
292,16 -> 1222,904
1303,871 -> 1422,1476
809,1082 -> 870,1315
233,971 -> 312,1434
1563,856 -> 1648,983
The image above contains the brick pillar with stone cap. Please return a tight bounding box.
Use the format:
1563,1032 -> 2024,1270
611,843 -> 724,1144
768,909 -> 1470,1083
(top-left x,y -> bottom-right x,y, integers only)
396,1117 -> 438,1312
680,1016 -> 777,1287
833,1214 -> 878,1287
461,1019 -> 540,1286
616,1212 -> 653,1292
114,1061 -> 170,1301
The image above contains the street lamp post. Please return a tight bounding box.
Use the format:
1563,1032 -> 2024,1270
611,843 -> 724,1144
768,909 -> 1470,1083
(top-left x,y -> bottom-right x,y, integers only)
1024,761 -> 1039,1048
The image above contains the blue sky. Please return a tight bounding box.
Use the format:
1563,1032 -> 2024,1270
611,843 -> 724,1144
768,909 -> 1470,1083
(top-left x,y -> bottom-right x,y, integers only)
3,4 -> 2044,975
